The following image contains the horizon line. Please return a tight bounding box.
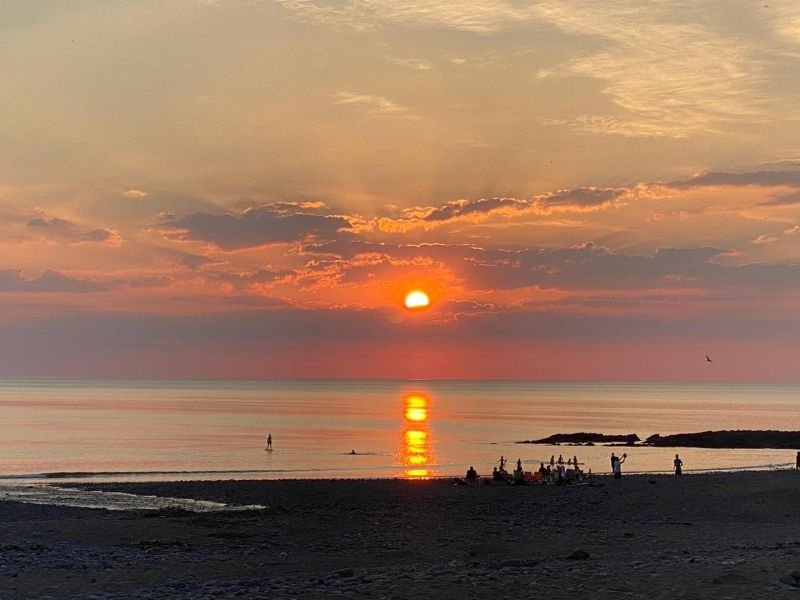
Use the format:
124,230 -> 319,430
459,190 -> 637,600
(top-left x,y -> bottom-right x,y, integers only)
1,376 -> 799,385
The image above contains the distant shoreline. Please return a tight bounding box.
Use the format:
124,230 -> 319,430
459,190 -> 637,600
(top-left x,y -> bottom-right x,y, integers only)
519,429 -> 800,450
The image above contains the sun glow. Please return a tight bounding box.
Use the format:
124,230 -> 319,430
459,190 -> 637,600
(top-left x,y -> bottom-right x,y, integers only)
405,407 -> 427,422
404,290 -> 430,310
404,394 -> 428,422
401,394 -> 434,479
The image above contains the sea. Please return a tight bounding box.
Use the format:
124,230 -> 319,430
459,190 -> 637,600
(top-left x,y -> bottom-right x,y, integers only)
1,379 -> 798,484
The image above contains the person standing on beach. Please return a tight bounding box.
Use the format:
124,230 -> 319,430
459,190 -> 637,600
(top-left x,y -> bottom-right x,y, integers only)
550,455 -> 555,466
266,433 -> 272,451
674,454 -> 683,476
612,453 -> 626,479
610,452 -> 618,471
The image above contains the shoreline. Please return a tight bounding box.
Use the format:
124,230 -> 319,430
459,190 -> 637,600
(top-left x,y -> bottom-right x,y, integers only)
0,460 -> 796,486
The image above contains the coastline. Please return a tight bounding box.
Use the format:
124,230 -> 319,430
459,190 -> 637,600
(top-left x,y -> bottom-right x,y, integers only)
0,459 -> 795,487
3,470 -> 800,598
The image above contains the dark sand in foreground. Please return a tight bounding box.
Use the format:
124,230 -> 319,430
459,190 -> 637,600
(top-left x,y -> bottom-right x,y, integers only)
3,470 -> 800,599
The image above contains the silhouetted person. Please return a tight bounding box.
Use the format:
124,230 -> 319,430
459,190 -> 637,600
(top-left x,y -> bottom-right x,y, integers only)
498,455 -> 507,472
550,455 -> 555,466
612,453 -> 626,479
538,462 -> 547,478
350,449 -> 356,455
558,454 -> 564,464
796,451 -> 800,470
556,462 -> 566,485
492,466 -> 504,482
266,433 -> 272,451
513,461 -> 525,484
466,466 -> 478,483
674,454 -> 683,476
573,455 -> 578,466
610,453 -> 618,471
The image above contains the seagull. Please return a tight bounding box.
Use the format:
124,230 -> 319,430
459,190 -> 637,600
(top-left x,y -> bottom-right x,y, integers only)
706,355 -> 713,363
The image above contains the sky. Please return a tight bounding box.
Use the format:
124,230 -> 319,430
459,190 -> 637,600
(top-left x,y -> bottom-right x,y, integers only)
1,0 -> 800,380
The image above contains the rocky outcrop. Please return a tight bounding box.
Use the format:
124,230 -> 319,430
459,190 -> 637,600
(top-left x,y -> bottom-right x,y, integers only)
644,430 -> 800,449
517,432 -> 640,445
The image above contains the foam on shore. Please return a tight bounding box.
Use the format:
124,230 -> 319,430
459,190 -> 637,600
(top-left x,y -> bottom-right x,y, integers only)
0,484 -> 265,512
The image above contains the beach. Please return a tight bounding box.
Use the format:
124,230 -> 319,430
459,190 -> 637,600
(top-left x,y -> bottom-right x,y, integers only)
3,470 -> 800,599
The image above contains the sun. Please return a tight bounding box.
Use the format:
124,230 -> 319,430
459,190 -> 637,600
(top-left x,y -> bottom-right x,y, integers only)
404,290 -> 430,310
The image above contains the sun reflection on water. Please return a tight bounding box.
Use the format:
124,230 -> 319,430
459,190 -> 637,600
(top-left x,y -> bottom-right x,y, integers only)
399,393 -> 435,479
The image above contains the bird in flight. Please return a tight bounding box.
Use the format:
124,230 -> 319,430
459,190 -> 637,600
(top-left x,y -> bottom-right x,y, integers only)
706,355 -> 713,363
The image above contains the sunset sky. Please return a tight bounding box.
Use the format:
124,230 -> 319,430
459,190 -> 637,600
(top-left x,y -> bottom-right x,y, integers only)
2,1 -> 800,379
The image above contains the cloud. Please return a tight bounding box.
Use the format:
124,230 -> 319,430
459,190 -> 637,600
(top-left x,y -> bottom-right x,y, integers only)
377,188 -> 628,231
650,170 -> 800,208
548,114 -> 682,139
24,215 -> 123,245
274,1 -> 541,33
761,191 -> 800,207
752,234 -> 780,245
159,203 -> 356,250
181,254 -> 218,270
534,2 -> 773,138
209,268 -> 290,290
0,270 -> 108,293
26,217 -> 71,228
278,1 -> 773,137
267,201 -> 329,213
0,270 -> 170,294
416,198 -> 529,222
391,58 -> 434,70
334,91 -> 418,118
537,187 -> 628,209
122,189 -> 148,199
649,210 -> 689,222
668,171 -> 800,189
305,240 -> 800,294
74,228 -> 123,245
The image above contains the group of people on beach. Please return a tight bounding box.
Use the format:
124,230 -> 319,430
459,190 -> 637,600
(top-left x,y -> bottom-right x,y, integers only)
464,451 -> 689,484
465,454 -> 589,486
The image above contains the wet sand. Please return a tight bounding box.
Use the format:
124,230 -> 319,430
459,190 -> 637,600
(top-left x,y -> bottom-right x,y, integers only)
3,470 -> 800,598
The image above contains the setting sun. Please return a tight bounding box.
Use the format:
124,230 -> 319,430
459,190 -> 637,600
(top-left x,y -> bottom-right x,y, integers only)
404,290 -> 430,310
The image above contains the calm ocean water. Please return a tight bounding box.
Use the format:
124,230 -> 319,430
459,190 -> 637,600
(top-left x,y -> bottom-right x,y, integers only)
0,379 -> 798,483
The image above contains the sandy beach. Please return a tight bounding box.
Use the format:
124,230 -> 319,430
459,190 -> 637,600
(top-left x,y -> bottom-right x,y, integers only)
1,470 -> 800,599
